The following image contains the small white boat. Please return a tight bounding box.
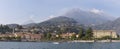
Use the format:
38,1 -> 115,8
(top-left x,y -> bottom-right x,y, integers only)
52,42 -> 60,44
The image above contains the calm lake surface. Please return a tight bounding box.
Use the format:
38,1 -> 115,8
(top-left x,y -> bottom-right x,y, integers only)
0,42 -> 119,49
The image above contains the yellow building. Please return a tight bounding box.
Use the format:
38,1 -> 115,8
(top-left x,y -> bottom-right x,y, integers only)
93,30 -> 118,38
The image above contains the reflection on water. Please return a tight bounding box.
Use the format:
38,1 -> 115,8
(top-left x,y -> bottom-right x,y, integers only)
0,42 -> 119,49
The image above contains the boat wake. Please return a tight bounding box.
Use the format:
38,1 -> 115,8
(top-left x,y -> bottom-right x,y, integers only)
52,42 -> 60,44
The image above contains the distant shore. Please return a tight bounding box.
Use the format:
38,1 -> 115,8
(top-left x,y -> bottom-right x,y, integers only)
68,40 -> 120,42
1,40 -> 120,42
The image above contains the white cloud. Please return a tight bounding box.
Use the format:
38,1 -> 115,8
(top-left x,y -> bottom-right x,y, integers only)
41,15 -> 57,22
90,8 -> 103,14
56,8 -> 84,16
29,15 -> 35,20
27,15 -> 36,23
48,15 -> 56,19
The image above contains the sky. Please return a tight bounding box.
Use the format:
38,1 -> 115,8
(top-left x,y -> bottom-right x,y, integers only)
0,0 -> 120,24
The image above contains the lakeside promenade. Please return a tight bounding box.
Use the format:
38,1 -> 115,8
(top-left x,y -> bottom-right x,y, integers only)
69,40 -> 120,42
0,40 -> 120,42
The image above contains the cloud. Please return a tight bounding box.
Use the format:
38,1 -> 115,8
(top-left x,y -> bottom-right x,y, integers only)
42,15 -> 57,22
48,15 -> 56,19
90,8 -> 103,14
27,15 -> 36,23
56,8 -> 85,16
29,15 -> 34,20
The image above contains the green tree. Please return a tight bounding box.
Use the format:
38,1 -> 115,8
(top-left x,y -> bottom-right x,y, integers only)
46,33 -> 52,40
15,36 -> 21,40
85,27 -> 93,39
71,34 -> 76,40
101,36 -> 112,40
0,25 -> 12,34
4,36 -> 11,40
17,25 -> 23,29
78,27 -> 84,39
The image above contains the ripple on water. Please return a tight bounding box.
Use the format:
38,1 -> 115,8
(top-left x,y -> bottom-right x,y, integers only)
0,42 -> 119,49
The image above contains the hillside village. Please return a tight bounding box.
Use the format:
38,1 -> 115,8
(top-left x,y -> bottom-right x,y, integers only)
0,24 -> 119,42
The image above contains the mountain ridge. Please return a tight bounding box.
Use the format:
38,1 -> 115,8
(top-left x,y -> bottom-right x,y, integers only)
59,8 -> 116,25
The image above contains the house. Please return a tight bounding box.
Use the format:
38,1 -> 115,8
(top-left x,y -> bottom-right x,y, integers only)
60,32 -> 76,39
93,30 -> 118,38
30,34 -> 44,41
13,32 -> 44,41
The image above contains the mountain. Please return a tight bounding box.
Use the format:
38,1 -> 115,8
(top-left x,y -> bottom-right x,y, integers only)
23,19 -> 36,25
6,24 -> 20,28
38,16 -> 77,27
93,17 -> 120,34
60,8 -> 116,26
23,8 -> 117,29
22,19 -> 37,28
22,23 -> 37,28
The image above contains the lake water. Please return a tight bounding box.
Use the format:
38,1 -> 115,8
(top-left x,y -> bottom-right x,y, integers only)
0,42 -> 119,49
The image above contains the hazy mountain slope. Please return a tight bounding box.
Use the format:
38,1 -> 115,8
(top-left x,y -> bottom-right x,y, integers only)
93,17 -> 120,34
23,8 -> 117,29
6,24 -> 20,28
60,8 -> 116,25
22,23 -> 37,28
23,20 -> 35,25
38,16 -> 77,27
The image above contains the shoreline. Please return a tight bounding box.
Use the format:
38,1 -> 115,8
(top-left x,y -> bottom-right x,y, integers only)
1,40 -> 120,42
69,40 -> 120,42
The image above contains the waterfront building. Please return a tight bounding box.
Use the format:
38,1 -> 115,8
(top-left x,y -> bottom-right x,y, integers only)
93,30 -> 118,38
